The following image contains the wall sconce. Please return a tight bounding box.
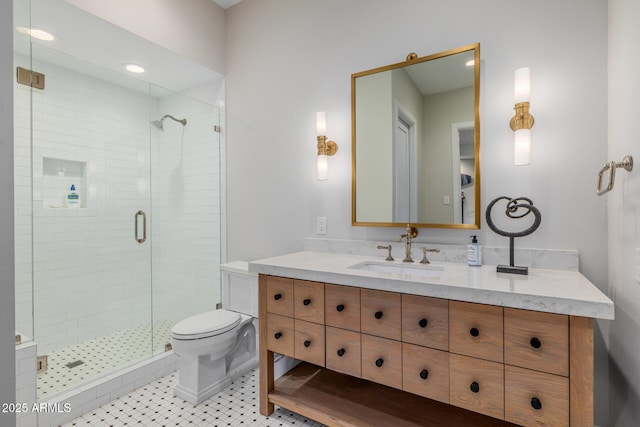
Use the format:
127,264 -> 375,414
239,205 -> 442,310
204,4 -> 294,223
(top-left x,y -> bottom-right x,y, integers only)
316,112 -> 338,180
510,67 -> 534,165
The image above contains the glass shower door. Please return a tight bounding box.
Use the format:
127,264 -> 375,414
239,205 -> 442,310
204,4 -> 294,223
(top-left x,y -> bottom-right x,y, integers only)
150,87 -> 222,354
26,46 -> 154,399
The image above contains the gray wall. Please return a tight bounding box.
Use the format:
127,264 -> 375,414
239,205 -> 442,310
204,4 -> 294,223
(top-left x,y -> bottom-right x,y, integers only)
0,0 -> 16,425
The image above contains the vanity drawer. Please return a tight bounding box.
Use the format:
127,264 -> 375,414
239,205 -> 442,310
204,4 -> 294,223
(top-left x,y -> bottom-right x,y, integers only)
325,326 -> 361,378
361,334 -> 402,390
505,365 -> 569,427
294,319 -> 325,367
294,280 -> 324,324
402,343 -> 449,404
402,294 -> 448,351
361,289 -> 401,341
266,276 -> 294,317
504,308 -> 569,377
325,284 -> 361,332
449,301 -> 503,363
450,353 -> 505,420
266,313 -> 294,358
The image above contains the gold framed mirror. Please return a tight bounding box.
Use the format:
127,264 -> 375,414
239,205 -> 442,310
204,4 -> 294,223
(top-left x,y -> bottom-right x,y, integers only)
351,43 -> 480,229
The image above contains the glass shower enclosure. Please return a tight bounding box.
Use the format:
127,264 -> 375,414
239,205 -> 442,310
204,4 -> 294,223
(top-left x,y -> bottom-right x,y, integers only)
14,0 -> 224,399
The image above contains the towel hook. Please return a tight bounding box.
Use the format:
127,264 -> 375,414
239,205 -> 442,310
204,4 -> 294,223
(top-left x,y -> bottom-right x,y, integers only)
596,155 -> 633,196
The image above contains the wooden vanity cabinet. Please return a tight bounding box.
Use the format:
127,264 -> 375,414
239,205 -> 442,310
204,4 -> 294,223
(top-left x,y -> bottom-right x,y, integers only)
401,294 -> 449,351
449,300 -> 503,363
259,274 -> 594,427
325,283 -> 360,331
265,275 -> 293,317
450,353 -> 505,420
325,326 -> 361,377
504,307 -> 569,376
294,280 -> 325,324
360,288 -> 401,340
361,334 -> 402,389
294,319 -> 325,367
266,313 -> 294,357
264,278 -> 326,367
504,364 -> 569,426
401,342 -> 449,403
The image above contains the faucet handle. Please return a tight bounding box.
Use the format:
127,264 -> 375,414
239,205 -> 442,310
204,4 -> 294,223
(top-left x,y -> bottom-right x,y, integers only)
377,245 -> 394,261
420,247 -> 440,264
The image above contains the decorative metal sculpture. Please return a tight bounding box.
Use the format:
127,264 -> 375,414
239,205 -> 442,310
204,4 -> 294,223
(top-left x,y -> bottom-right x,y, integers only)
485,196 -> 541,275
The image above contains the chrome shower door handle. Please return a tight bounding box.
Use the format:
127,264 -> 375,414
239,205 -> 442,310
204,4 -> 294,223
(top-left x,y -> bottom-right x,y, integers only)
135,210 -> 147,243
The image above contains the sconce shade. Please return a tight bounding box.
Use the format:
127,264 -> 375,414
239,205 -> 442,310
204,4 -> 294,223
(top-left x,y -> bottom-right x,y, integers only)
514,67 -> 531,104
512,67 -> 533,165
317,154 -> 328,180
514,129 -> 531,165
316,112 -> 327,136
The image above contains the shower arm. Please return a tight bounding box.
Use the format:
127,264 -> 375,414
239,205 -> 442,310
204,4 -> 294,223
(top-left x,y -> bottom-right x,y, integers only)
161,114 -> 187,126
152,114 -> 187,130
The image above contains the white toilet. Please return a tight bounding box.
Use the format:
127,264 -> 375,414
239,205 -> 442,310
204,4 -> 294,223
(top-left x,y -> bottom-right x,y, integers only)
171,262 -> 258,404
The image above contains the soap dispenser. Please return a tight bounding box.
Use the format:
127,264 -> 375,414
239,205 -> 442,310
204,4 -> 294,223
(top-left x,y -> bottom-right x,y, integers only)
467,235 -> 482,266
66,184 -> 80,208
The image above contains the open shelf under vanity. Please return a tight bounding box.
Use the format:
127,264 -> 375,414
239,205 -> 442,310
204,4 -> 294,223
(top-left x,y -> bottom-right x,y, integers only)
271,362 -> 517,427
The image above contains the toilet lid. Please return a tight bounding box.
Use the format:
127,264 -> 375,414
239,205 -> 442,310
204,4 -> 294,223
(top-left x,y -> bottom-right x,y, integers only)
171,310 -> 241,340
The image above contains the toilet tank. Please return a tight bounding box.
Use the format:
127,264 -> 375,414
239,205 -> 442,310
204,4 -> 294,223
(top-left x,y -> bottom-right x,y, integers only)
221,261 -> 258,317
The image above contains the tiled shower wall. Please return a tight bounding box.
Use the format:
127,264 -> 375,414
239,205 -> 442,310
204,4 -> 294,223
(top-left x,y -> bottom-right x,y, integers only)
14,54 -> 221,357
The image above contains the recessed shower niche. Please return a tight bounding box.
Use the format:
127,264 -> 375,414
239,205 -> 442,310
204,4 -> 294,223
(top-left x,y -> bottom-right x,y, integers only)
42,157 -> 87,208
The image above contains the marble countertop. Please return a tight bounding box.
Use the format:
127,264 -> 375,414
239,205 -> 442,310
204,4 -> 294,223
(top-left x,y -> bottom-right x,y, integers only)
249,251 -> 614,320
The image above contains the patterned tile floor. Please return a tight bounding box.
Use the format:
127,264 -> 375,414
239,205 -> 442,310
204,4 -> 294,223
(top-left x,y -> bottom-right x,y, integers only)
38,320 -> 174,399
63,369 -> 324,427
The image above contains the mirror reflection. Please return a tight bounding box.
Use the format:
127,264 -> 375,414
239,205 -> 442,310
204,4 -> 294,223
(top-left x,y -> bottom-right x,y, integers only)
352,44 -> 480,229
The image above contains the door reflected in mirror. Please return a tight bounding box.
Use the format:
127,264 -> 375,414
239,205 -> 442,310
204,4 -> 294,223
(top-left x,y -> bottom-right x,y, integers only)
352,44 -> 480,229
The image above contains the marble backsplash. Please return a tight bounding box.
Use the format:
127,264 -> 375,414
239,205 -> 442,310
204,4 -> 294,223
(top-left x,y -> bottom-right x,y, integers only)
304,238 -> 579,271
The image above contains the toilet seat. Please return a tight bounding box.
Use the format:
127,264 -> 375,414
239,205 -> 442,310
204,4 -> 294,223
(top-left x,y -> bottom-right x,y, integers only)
172,310 -> 241,340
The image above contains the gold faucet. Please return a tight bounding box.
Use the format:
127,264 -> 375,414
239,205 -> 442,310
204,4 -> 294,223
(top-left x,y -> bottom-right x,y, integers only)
397,224 -> 418,263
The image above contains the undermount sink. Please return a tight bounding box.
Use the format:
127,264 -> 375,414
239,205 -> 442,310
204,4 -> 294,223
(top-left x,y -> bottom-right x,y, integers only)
349,261 -> 444,279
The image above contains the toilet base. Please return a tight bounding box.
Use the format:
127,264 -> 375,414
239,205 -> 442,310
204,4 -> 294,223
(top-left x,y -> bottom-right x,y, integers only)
174,353 -> 257,404
173,318 -> 258,405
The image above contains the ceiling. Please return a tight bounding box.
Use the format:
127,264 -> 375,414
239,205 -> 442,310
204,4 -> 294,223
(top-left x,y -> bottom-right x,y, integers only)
17,0 -> 223,96
212,0 -> 243,9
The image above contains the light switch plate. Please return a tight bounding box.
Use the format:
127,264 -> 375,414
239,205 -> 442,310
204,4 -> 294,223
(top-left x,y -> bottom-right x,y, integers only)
443,195 -> 450,205
316,216 -> 327,235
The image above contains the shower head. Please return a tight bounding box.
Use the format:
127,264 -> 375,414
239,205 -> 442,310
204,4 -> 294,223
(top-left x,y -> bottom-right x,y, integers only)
151,114 -> 187,130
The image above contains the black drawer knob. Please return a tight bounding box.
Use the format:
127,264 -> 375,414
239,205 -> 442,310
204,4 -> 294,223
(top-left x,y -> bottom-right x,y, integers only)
336,304 -> 345,312
531,397 -> 542,410
470,327 -> 480,337
530,337 -> 542,349
304,340 -> 311,348
418,318 -> 428,328
374,311 -> 383,319
274,332 -> 282,340
375,358 -> 384,367
303,298 -> 311,306
337,348 -> 345,357
274,293 -> 282,301
470,381 -> 480,393
420,369 -> 429,380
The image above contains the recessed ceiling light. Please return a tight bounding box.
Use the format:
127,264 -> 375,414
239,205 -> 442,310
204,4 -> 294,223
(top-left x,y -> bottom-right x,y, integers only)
465,59 -> 475,67
124,64 -> 145,74
16,26 -> 56,41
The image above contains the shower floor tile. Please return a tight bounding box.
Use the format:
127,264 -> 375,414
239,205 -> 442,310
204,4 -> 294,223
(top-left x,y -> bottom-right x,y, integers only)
64,369 -> 324,427
37,320 -> 174,399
